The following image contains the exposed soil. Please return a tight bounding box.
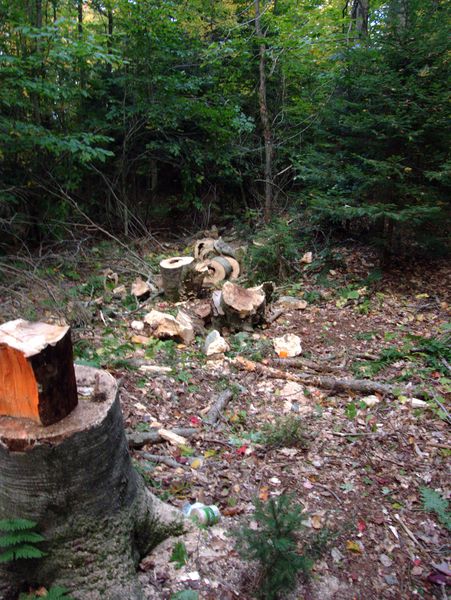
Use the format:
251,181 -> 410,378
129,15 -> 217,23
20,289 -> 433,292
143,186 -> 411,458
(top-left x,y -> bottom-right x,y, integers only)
0,238 -> 449,600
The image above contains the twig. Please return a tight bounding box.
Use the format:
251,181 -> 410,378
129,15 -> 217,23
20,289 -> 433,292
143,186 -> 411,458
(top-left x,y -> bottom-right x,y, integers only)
272,357 -> 343,373
313,482 -> 343,504
204,390 -> 234,426
325,430 -> 391,438
127,427 -> 198,449
136,452 -> 186,469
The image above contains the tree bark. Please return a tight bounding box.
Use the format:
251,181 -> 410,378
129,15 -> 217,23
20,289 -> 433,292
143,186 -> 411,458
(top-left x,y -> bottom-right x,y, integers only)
255,0 -> 273,222
0,365 -> 183,600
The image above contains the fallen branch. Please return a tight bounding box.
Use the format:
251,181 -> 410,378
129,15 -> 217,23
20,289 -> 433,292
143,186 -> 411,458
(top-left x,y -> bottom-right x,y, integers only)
232,356 -> 425,398
127,427 -> 197,449
272,357 -> 343,374
136,452 -> 186,469
204,390 -> 234,426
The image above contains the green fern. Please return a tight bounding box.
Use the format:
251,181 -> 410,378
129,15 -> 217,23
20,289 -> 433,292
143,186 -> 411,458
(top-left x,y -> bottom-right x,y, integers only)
19,586 -> 74,600
0,519 -> 46,563
420,487 -> 451,530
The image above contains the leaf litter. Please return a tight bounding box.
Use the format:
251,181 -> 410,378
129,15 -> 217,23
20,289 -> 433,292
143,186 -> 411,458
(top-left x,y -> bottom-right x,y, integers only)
1,239 -> 449,600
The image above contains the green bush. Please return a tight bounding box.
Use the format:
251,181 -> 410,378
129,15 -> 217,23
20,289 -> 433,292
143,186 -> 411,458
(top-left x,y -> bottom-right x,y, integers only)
261,416 -> 309,450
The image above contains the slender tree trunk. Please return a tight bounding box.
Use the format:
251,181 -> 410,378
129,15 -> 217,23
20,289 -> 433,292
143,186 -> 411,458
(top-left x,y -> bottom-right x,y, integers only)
254,0 -> 273,223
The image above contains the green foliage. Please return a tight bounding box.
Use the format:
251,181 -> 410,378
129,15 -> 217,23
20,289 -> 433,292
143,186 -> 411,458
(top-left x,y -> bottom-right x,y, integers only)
420,487 -> 451,530
245,219 -> 301,283
353,332 -> 451,378
261,416 -> 309,450
233,495 -> 312,599
170,541 -> 189,570
171,591 -> 199,600
0,519 -> 45,563
295,0 -> 450,257
19,587 -> 74,600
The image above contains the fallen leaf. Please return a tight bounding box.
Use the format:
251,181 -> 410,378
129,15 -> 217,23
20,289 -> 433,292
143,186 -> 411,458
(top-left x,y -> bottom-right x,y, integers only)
259,486 -> 269,501
357,519 -> 366,533
346,540 -> 362,554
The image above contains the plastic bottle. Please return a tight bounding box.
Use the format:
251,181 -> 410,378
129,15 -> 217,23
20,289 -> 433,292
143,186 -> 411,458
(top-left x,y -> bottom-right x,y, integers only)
190,505 -> 220,526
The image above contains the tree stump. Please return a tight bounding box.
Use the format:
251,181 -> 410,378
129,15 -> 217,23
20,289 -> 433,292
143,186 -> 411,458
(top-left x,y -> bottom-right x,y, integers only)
159,256 -> 207,301
0,363 -> 183,600
214,282 -> 266,331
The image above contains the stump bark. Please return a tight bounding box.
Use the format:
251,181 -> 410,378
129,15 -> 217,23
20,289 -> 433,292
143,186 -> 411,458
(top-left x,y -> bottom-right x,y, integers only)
0,365 -> 183,600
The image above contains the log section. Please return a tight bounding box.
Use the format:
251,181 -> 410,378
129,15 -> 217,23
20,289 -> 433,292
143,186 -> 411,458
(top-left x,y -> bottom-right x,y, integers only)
0,320 -> 77,426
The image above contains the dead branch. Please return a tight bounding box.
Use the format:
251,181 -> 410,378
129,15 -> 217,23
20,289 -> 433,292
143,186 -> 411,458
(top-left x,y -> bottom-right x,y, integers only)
231,356 -> 425,398
127,427 -> 198,449
204,390 -> 234,426
136,452 -> 187,469
272,357 -> 343,373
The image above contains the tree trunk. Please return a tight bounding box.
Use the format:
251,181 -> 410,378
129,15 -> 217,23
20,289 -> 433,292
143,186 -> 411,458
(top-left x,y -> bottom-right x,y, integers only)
254,0 -> 273,222
214,282 -> 266,331
0,365 -> 183,600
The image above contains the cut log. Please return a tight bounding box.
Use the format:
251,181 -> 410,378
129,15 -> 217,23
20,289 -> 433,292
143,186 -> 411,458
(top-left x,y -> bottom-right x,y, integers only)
224,256 -> 240,280
159,256 -> 207,301
203,257 -> 233,286
213,237 -> 237,259
0,319 -> 78,426
218,282 -> 266,331
0,365 -> 183,600
194,238 -> 216,261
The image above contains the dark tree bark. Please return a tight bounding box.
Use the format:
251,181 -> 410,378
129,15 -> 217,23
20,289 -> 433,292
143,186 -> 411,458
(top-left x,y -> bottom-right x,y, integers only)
0,365 -> 183,600
255,0 -> 274,223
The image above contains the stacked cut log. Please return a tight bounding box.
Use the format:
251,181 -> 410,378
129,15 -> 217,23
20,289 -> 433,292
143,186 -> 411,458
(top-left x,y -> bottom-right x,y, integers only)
160,236 -> 242,300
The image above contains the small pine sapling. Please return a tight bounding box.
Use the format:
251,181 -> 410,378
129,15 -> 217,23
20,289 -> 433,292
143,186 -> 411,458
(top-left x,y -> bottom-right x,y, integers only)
233,494 -> 312,599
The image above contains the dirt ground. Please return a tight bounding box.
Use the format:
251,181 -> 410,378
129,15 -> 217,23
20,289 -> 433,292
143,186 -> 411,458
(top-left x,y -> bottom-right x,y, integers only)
1,237 -> 449,600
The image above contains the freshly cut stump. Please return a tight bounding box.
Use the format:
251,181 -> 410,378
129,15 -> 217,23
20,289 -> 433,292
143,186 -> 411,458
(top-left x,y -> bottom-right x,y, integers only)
0,320 -> 77,426
218,281 -> 266,331
160,256 -> 206,301
0,365 -> 183,600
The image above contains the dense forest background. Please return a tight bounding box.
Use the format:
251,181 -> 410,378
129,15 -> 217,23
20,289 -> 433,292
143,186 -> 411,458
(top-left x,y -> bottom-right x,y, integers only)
0,0 -> 449,259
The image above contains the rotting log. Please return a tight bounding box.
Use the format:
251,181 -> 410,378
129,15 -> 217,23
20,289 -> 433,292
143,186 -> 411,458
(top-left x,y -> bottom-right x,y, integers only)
0,365 -> 183,600
0,320 -> 78,426
159,256 -> 207,301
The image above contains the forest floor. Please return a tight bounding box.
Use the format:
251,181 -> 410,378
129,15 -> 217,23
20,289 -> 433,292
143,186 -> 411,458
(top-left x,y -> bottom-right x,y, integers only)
1,233 -> 450,600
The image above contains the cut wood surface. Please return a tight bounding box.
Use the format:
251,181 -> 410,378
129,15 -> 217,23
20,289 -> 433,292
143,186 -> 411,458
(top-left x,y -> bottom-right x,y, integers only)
217,282 -> 266,330
232,356 -> 425,398
203,256 -> 233,285
194,238 -> 216,260
224,256 -> 240,279
0,319 -> 78,426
